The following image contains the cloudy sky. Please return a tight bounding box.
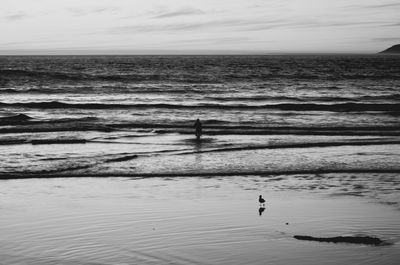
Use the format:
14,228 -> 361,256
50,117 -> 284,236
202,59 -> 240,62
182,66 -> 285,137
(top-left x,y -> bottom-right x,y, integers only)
1,0 -> 399,54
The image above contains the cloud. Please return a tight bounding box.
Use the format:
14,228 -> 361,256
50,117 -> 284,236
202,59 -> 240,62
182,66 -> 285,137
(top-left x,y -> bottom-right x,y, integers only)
372,37 -> 400,42
165,36 -> 277,49
236,19 -> 391,32
112,18 -> 287,34
67,6 -> 119,16
4,13 -> 29,21
152,7 -> 205,19
173,36 -> 252,44
112,16 -> 389,35
367,2 -> 400,8
112,18 -> 241,33
346,2 -> 400,10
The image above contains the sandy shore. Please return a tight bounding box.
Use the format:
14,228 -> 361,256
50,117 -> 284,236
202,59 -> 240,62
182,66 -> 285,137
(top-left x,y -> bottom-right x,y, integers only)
1,176 -> 399,265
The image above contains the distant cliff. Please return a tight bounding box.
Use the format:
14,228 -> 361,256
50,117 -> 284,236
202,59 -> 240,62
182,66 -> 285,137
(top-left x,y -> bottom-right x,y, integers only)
380,44 -> 400,54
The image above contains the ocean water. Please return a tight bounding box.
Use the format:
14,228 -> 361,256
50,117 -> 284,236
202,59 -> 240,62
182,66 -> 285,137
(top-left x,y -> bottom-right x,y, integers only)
0,55 -> 399,177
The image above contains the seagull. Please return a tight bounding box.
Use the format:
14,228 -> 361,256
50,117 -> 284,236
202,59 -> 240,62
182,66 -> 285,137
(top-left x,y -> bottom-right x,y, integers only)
259,195 -> 265,206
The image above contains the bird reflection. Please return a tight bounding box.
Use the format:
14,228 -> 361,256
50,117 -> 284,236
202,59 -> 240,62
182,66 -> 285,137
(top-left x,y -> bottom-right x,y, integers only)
259,207 -> 266,216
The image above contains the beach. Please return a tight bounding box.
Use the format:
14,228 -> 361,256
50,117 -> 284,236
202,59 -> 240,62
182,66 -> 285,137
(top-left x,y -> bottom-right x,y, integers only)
1,176 -> 400,265
1,54 -> 400,264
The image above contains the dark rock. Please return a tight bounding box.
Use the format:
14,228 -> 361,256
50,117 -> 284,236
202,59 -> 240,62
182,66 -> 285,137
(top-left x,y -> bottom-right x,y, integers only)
380,44 -> 400,54
294,235 -> 386,246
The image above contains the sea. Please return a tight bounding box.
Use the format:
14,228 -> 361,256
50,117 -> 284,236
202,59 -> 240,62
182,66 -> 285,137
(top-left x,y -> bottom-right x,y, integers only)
1,55 -> 400,264
1,54 -> 399,174
0,55 -> 399,182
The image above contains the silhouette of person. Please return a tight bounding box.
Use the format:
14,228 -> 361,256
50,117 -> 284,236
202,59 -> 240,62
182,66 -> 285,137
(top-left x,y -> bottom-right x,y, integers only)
194,118 -> 202,140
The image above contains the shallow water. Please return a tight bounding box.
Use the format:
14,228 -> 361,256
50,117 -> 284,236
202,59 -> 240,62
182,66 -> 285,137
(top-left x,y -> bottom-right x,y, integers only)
1,133 -> 399,178
1,177 -> 399,265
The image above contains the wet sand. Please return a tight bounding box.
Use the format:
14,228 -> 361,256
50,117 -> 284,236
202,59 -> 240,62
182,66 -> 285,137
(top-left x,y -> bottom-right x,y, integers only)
1,176 -> 399,265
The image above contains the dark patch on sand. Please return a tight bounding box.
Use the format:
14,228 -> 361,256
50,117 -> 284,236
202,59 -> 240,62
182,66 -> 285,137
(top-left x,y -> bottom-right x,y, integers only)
31,139 -> 87,145
106,155 -> 138,163
294,235 -> 388,246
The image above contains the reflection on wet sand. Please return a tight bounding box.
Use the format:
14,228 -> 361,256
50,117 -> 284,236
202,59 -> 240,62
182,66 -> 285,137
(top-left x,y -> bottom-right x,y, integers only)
258,206 -> 266,216
1,176 -> 399,265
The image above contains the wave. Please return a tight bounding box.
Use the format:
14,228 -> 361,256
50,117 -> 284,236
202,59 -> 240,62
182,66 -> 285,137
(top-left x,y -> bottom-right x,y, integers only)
0,114 -> 33,125
154,127 -> 400,136
1,101 -> 399,112
105,122 -> 400,136
360,94 -> 400,101
205,95 -> 305,102
0,113 -> 33,121
41,116 -> 99,124
0,87 -> 87,94
0,139 -> 27,145
0,86 -> 219,95
0,88 -> 25,93
173,139 -> 400,155
0,124 -> 113,134
111,122 -> 400,131
0,69 -> 86,80
1,119 -> 399,136
2,68 -> 399,85
2,85 -> 400,105
97,139 -> 399,162
0,138 -> 87,146
2,169 -> 400,179
0,69 -> 132,82
0,114 -> 100,127
206,94 -> 400,102
0,69 -> 223,83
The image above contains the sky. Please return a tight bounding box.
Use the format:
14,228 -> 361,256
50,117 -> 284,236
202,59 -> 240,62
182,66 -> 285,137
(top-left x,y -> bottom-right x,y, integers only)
0,0 -> 399,54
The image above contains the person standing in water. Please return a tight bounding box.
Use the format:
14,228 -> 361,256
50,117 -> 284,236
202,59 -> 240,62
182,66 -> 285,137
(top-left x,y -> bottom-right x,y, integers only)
194,118 -> 202,140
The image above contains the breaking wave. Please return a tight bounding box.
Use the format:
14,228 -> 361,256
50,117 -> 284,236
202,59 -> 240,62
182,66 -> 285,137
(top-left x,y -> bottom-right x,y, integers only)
1,101 -> 399,112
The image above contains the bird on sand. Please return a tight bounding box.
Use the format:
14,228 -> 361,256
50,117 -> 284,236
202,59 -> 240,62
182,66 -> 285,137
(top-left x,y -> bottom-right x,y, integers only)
259,195 -> 265,206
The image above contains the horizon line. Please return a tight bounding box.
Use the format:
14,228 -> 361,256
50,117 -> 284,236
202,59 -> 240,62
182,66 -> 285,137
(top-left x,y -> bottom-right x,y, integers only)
0,49 -> 385,56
